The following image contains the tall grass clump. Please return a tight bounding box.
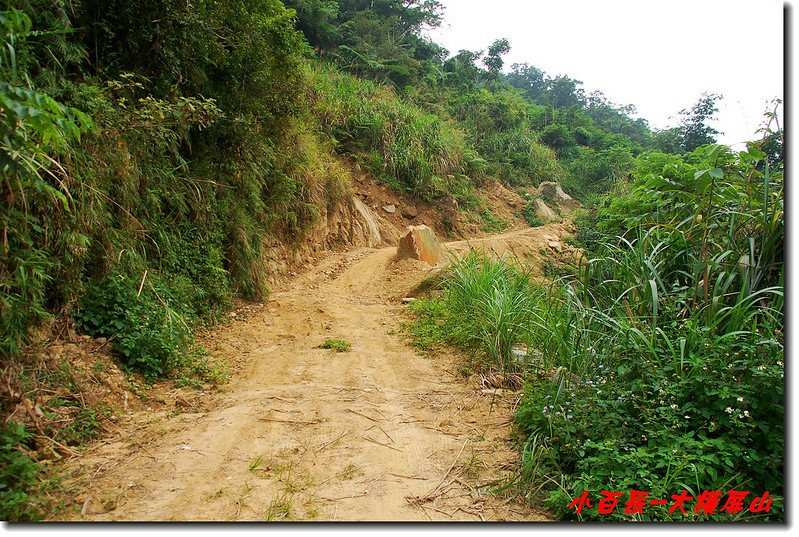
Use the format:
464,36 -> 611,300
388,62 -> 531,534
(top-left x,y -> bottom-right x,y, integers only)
410,252 -> 539,380
308,64 -> 476,199
513,141 -> 784,520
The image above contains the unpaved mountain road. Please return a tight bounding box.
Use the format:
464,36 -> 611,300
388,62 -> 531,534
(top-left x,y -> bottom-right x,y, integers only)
59,225 -> 573,521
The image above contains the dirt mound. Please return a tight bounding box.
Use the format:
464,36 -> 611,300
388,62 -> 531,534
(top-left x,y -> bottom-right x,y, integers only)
446,222 -> 582,277
479,180 -> 527,223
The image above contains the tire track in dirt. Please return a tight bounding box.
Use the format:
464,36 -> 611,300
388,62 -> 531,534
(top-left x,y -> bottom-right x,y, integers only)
58,226 -> 573,521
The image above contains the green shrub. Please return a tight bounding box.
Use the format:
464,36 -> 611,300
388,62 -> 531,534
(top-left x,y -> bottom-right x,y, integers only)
409,145 -> 784,521
0,422 -> 41,521
158,230 -> 231,321
176,347 -> 230,388
522,200 -> 543,227
448,86 -> 564,186
0,8 -> 92,356
511,145 -> 784,521
540,123 -> 573,152
73,272 -> 193,379
515,316 -> 784,521
561,145 -> 633,199
479,210 -> 507,233
571,208 -> 610,252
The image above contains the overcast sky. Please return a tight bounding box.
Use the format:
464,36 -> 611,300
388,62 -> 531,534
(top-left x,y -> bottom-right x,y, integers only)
426,0 -> 784,148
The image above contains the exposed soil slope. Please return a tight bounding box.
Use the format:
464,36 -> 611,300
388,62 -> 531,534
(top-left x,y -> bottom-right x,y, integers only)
56,224 -> 574,522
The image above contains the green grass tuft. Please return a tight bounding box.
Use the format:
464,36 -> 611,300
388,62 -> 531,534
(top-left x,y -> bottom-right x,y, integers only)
319,338 -> 351,353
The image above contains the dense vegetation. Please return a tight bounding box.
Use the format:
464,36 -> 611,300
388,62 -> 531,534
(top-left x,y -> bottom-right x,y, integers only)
411,133 -> 784,520
2,0 -> 673,377
1,0 -> 783,522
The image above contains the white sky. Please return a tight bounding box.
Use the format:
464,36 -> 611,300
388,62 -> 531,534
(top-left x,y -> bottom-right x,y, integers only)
426,0 -> 785,148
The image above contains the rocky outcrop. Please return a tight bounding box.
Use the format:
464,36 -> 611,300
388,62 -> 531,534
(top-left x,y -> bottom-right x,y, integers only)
538,181 -> 581,213
352,197 -> 382,247
533,198 -> 560,224
264,194 -> 390,281
396,225 -> 446,266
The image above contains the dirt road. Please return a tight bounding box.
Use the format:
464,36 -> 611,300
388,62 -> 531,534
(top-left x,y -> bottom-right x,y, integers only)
60,226 -> 572,521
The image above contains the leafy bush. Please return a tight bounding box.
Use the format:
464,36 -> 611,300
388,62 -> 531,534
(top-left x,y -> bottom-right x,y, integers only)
511,144 -> 784,521
158,230 -> 231,321
73,272 -> 193,380
522,200 -> 543,227
410,144 -> 784,521
0,8 -> 92,356
57,405 -> 110,446
448,86 -> 564,185
0,422 -> 41,521
562,145 -> 633,199
540,123 -> 573,152
479,210 -> 507,233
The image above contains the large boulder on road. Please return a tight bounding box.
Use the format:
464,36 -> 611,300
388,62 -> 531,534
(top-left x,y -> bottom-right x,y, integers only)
397,225 -> 445,266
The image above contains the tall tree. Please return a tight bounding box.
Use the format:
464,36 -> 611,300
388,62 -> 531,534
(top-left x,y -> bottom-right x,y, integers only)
547,75 -> 585,108
284,0 -> 445,87
283,0 -> 342,52
483,38 -> 510,74
679,92 -> 723,152
506,63 -> 547,102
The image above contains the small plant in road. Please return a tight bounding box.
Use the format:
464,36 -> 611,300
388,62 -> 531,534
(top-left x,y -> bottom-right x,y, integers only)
320,338 -> 351,352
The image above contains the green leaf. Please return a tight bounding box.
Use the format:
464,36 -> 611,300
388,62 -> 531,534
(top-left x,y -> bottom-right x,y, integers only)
708,167 -> 724,180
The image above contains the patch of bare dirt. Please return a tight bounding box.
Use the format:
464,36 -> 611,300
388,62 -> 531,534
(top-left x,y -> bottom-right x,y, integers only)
46,226 -> 574,522
345,162 -> 533,243
446,222 -> 584,279
476,180 -> 529,227
1,331 -> 144,465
